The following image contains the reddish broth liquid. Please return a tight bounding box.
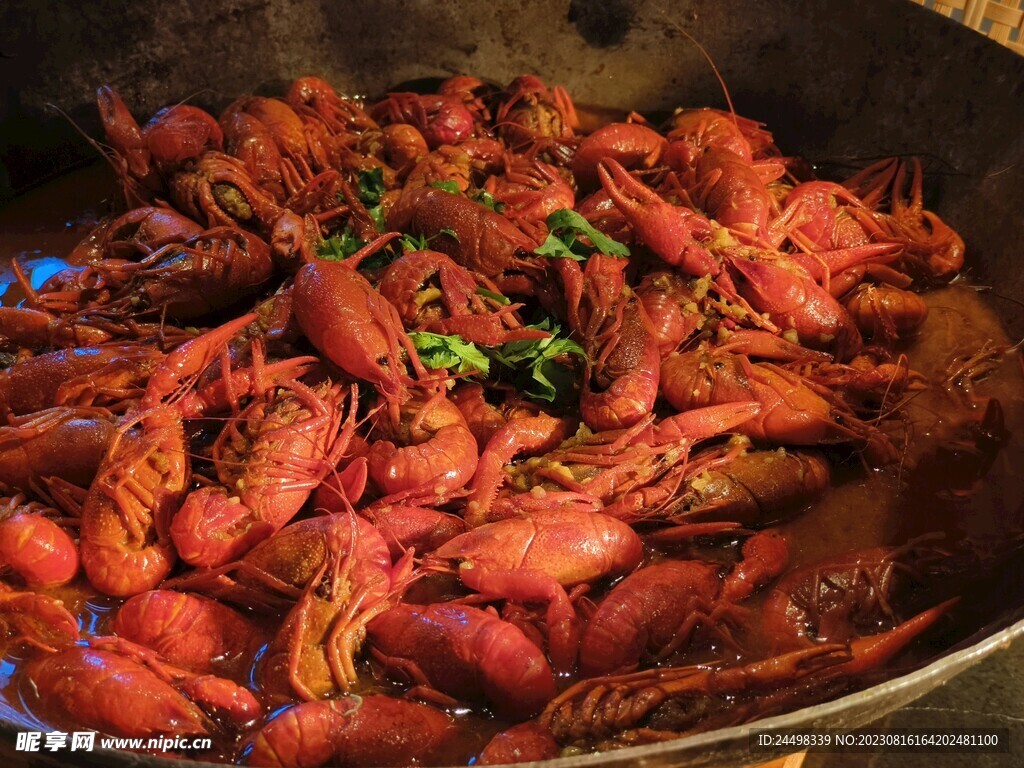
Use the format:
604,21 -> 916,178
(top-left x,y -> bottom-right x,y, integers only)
0,160 -> 1022,764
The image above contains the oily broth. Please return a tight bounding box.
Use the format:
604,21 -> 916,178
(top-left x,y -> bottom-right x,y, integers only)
0,158 -> 1022,763
779,285 -> 1024,568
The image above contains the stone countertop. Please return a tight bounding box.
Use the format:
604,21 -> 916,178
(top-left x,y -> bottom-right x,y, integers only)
804,639 -> 1024,768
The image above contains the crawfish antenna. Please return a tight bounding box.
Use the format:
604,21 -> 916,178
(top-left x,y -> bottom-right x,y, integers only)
46,101 -> 149,206
660,12 -> 738,123
46,101 -> 116,167
171,88 -> 218,110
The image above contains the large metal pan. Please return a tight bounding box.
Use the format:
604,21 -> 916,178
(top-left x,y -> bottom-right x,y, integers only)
0,0 -> 1022,765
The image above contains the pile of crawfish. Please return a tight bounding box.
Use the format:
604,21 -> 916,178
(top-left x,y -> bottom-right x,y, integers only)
0,74 -> 983,766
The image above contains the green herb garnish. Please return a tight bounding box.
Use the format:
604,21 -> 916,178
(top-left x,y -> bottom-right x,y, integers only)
534,209 -> 630,262
399,227 -> 460,252
367,206 -> 387,232
317,227 -> 394,269
475,287 -> 511,305
490,319 -> 588,403
429,180 -> 461,195
399,233 -> 432,253
317,230 -> 367,261
472,190 -> 506,212
356,169 -> 387,232
409,332 -> 490,375
357,168 -> 386,205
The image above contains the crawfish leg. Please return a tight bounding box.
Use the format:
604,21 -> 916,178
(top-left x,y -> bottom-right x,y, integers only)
458,566 -> 579,674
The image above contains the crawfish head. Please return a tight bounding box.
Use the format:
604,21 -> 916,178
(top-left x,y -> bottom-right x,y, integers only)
573,122 -> 668,191
144,105 -> 224,171
726,254 -> 861,354
257,515 -> 397,700
366,602 -> 558,719
102,206 -> 203,259
495,75 -> 577,150
0,585 -> 80,652
23,644 -> 214,738
760,544 -> 942,652
387,186 -> 539,278
540,645 -> 848,746
293,259 -> 415,408
123,227 -> 274,321
371,92 -> 476,149
666,108 -> 755,168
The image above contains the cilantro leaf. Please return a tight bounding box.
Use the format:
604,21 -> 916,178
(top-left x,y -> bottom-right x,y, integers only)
357,168 -> 386,205
475,287 -> 511,305
534,208 -> 630,262
317,228 -> 394,269
495,325 -> 586,367
472,190 -> 506,212
530,354 -> 580,402
346,169 -> 388,232
367,204 -> 386,233
399,233 -> 432,253
533,232 -> 586,261
489,320 -> 587,403
409,332 -> 490,376
429,180 -> 461,194
408,319 -> 586,402
547,209 -> 630,257
399,228 -> 459,252
521,336 -> 587,403
317,231 -> 367,261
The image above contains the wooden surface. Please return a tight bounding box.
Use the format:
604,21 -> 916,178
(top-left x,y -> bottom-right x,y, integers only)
912,0 -> 1024,54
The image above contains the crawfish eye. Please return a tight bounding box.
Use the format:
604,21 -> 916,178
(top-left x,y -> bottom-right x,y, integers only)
315,573 -> 332,598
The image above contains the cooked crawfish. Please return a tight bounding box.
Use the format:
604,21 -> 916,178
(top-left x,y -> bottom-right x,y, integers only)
114,590 -> 265,675
24,637 -> 259,739
0,495 -> 78,588
579,530 -> 788,676
625,446 -> 831,528
0,72 -> 988,766
0,582 -> 79,652
258,514 -> 411,700
365,389 -> 479,504
660,342 -> 891,455
80,314 -> 255,596
292,240 -> 425,422
425,509 -> 643,673
377,248 -> 546,346
367,601 -> 557,718
761,544 -> 947,652
245,695 -> 456,768
542,600 -> 953,748
0,343 -> 164,417
171,378 -> 355,567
